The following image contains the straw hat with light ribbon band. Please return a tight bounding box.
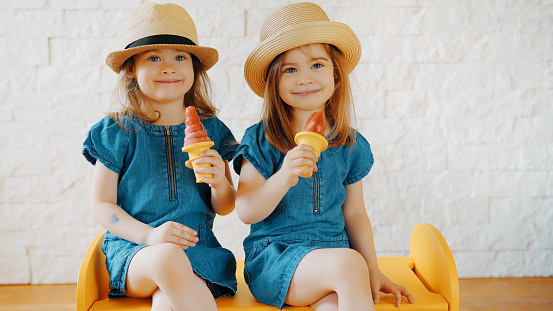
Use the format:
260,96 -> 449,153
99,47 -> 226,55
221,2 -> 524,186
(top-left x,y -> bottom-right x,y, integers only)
244,2 -> 362,98
106,3 -> 218,73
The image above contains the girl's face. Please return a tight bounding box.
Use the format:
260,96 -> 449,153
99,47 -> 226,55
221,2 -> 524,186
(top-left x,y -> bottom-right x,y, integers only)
127,49 -> 195,106
278,44 -> 335,116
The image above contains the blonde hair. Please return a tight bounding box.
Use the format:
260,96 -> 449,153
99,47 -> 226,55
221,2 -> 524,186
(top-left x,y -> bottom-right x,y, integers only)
107,53 -> 216,123
262,44 -> 355,153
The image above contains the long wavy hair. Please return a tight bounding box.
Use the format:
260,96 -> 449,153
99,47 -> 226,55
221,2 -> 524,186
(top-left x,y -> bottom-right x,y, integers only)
107,53 -> 216,124
262,43 -> 356,153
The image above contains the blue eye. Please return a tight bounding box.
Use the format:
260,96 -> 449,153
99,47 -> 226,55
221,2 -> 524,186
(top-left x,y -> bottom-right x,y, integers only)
176,55 -> 186,61
284,67 -> 296,73
312,63 -> 322,69
148,56 -> 160,62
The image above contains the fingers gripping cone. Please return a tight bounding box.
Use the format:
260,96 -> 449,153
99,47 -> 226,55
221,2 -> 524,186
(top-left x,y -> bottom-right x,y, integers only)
294,131 -> 328,178
295,111 -> 328,178
183,106 -> 213,183
182,141 -> 214,183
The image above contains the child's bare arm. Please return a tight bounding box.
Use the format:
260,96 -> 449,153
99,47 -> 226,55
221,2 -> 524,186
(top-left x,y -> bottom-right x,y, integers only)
90,161 -> 198,248
343,181 -> 414,307
235,159 -> 287,224
235,145 -> 318,224
342,181 -> 379,271
186,149 -> 236,215
208,160 -> 237,216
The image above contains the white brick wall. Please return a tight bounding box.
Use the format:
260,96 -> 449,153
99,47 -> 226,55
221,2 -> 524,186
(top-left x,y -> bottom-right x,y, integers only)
0,0 -> 551,284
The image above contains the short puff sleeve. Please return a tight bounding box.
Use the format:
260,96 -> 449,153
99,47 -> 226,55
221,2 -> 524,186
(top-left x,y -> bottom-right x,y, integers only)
206,117 -> 237,162
233,122 -> 282,180
82,117 -> 129,174
344,131 -> 374,185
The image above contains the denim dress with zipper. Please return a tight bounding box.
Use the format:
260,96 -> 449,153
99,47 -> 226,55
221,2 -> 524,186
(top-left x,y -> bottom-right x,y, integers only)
233,121 -> 374,309
83,115 -> 237,299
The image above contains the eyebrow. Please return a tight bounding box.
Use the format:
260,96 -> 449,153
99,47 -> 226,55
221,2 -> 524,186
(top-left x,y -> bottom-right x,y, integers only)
142,49 -> 188,54
311,57 -> 331,62
282,57 -> 331,66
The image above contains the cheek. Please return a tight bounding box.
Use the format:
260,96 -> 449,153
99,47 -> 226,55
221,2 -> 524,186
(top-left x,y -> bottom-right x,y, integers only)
278,83 -> 289,102
278,77 -> 290,93
133,68 -> 148,84
135,75 -> 149,91
324,77 -> 335,99
184,70 -> 195,89
327,75 -> 336,92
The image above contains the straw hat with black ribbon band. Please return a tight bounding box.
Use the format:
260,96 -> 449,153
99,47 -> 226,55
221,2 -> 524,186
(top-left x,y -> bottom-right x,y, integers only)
106,2 -> 218,73
244,2 -> 362,98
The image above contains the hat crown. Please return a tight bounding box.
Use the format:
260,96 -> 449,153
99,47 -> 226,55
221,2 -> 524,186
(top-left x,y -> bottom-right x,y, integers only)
124,3 -> 199,46
260,2 -> 329,41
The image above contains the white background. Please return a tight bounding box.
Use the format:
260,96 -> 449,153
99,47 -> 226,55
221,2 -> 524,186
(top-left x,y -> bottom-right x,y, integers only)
0,0 -> 551,284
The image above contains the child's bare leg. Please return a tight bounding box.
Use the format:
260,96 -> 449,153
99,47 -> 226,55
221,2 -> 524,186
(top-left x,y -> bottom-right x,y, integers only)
152,288 -> 173,311
125,243 -> 217,311
311,292 -> 338,311
284,248 -> 375,311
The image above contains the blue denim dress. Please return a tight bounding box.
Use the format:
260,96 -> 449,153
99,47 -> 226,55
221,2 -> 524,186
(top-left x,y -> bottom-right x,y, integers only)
83,115 -> 237,299
233,121 -> 374,309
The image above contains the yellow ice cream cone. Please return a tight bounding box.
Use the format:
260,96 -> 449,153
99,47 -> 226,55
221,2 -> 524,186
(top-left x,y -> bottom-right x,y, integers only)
294,131 -> 328,178
182,141 -> 215,183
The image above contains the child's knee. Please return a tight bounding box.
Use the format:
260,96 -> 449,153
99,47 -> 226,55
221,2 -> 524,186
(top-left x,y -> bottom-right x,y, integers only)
150,243 -> 191,274
329,249 -> 369,281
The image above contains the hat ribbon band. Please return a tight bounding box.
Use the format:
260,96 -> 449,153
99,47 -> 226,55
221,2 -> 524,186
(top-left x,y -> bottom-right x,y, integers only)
125,34 -> 196,49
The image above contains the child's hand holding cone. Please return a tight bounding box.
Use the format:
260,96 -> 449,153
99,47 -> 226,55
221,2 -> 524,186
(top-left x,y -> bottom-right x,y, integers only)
294,111 -> 328,178
182,107 -> 214,183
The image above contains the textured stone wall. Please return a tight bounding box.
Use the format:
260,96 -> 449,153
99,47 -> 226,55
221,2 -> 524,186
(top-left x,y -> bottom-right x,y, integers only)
0,0 -> 551,284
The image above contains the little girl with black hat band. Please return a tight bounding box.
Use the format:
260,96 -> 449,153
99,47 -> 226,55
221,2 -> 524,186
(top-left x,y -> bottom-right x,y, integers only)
83,3 -> 237,310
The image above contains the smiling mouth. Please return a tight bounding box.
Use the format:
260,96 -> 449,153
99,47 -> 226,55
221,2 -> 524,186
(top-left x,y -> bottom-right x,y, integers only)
293,89 -> 321,96
156,80 -> 181,84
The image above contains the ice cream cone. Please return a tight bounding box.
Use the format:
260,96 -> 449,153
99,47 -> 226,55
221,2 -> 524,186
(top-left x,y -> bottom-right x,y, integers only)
294,131 -> 328,178
182,141 -> 215,183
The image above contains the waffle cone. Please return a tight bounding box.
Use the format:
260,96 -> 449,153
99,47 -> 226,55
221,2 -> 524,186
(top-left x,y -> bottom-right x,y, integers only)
294,131 -> 328,178
181,141 -> 215,183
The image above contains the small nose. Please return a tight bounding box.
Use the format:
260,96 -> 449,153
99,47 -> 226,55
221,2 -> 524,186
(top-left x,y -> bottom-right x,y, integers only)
161,62 -> 176,74
297,71 -> 313,85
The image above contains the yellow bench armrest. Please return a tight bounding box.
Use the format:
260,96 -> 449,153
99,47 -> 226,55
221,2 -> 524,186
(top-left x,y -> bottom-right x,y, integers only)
76,230 -> 110,311
410,223 -> 459,311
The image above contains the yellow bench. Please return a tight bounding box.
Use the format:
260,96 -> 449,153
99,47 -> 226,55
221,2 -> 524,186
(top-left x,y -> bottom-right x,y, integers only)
77,223 -> 459,311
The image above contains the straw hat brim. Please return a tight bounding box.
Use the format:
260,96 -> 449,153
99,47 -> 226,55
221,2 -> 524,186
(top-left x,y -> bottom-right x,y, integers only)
106,44 -> 219,73
244,21 -> 361,98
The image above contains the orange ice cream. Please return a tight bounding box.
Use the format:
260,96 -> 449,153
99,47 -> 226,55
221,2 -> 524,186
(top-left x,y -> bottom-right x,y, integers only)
302,111 -> 326,136
294,111 -> 328,178
182,106 -> 214,183
184,106 -> 211,145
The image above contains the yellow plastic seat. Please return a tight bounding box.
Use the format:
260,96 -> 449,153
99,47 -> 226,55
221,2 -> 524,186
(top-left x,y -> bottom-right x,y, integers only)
77,223 -> 458,311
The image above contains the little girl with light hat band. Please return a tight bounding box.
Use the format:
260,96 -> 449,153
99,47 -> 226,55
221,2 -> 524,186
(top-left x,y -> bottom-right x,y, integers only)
234,2 -> 415,310
83,3 -> 237,310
